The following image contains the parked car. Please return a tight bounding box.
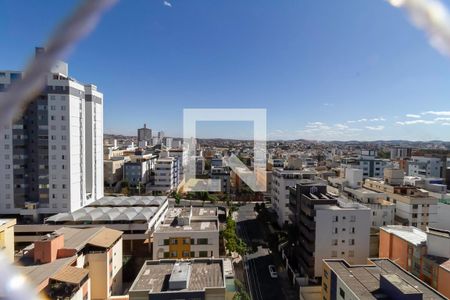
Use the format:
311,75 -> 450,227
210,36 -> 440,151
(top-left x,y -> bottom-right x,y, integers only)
268,265 -> 278,278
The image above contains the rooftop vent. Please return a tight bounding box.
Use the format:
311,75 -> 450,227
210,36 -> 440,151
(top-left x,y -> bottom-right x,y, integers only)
168,262 -> 191,290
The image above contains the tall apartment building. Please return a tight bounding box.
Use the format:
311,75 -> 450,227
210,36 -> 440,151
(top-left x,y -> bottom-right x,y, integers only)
364,169 -> 438,230
289,181 -> 371,280
0,49 -> 103,219
163,137 -> 173,148
408,155 -> 447,179
169,148 -> 184,181
150,151 -> 179,193
137,124 -> 152,144
211,166 -> 231,194
195,156 -> 206,176
271,168 -> 316,227
153,207 -> 219,260
390,147 -> 413,160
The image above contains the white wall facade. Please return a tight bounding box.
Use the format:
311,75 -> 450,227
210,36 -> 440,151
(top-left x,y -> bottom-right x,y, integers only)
408,156 -> 444,178
395,200 -> 438,230
314,205 -> 371,278
436,202 -> 450,231
271,169 -> 311,227
0,65 -> 104,216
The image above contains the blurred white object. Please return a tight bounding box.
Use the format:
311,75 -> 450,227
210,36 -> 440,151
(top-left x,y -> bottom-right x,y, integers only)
0,252 -> 37,300
387,0 -> 450,57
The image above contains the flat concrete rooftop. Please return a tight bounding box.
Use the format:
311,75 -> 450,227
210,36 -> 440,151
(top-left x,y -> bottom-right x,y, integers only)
130,259 -> 224,293
324,258 -> 445,299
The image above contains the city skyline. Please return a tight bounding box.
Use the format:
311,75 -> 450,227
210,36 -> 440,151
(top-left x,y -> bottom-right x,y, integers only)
2,0 -> 450,140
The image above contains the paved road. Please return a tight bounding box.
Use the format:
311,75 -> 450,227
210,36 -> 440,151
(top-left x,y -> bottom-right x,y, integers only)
236,204 -> 288,300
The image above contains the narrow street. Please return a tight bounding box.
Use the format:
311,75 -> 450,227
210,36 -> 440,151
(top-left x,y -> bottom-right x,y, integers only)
236,204 -> 296,300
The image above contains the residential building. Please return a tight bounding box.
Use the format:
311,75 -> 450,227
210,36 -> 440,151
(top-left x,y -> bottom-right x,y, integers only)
341,150 -> 392,178
271,168 -> 315,227
168,148 -> 184,181
390,147 -> 413,160
137,124 -> 152,144
379,225 -> 450,298
404,176 -> 448,196
436,198 -> 450,231
18,196 -> 169,256
129,259 -> 227,300
163,137 -> 173,148
124,159 -> 154,187
269,157 -> 285,169
343,187 -> 395,227
211,155 -> 224,168
152,207 -> 219,260
407,156 -> 447,179
195,155 -> 206,176
322,258 -> 446,300
150,151 -> 179,193
172,139 -> 182,149
152,137 -> 161,146
84,84 -> 104,208
211,166 -> 231,194
0,48 -> 104,220
364,169 -> 438,230
328,168 -> 362,192
286,156 -> 302,169
0,219 -> 16,262
104,156 -> 127,187
379,225 -> 427,276
16,226 -> 123,300
289,181 -> 371,280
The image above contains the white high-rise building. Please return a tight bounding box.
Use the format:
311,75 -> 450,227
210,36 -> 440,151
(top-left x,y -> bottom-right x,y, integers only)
150,150 -> 179,193
0,48 -> 103,220
407,156 -> 446,179
271,168 -> 316,227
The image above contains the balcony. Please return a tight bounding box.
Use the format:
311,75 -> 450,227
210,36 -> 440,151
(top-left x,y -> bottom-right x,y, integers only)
299,213 -> 315,230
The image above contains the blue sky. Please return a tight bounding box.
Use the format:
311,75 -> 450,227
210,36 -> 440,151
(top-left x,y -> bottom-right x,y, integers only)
2,0 -> 450,140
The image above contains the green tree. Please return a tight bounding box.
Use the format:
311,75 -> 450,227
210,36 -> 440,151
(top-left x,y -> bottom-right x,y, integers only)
233,280 -> 251,300
223,214 -> 248,255
174,192 -> 181,205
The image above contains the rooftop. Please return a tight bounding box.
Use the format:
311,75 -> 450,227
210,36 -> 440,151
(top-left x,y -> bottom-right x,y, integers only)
46,206 -> 160,223
46,196 -> 168,223
380,225 -> 427,246
130,259 -> 225,293
51,266 -> 89,285
324,258 -> 446,299
22,227 -> 122,254
16,256 -> 77,289
156,207 -> 218,233
157,220 -> 218,232
89,195 -> 167,207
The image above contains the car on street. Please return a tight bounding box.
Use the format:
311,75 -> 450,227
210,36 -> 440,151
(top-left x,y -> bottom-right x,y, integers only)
268,265 -> 278,278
